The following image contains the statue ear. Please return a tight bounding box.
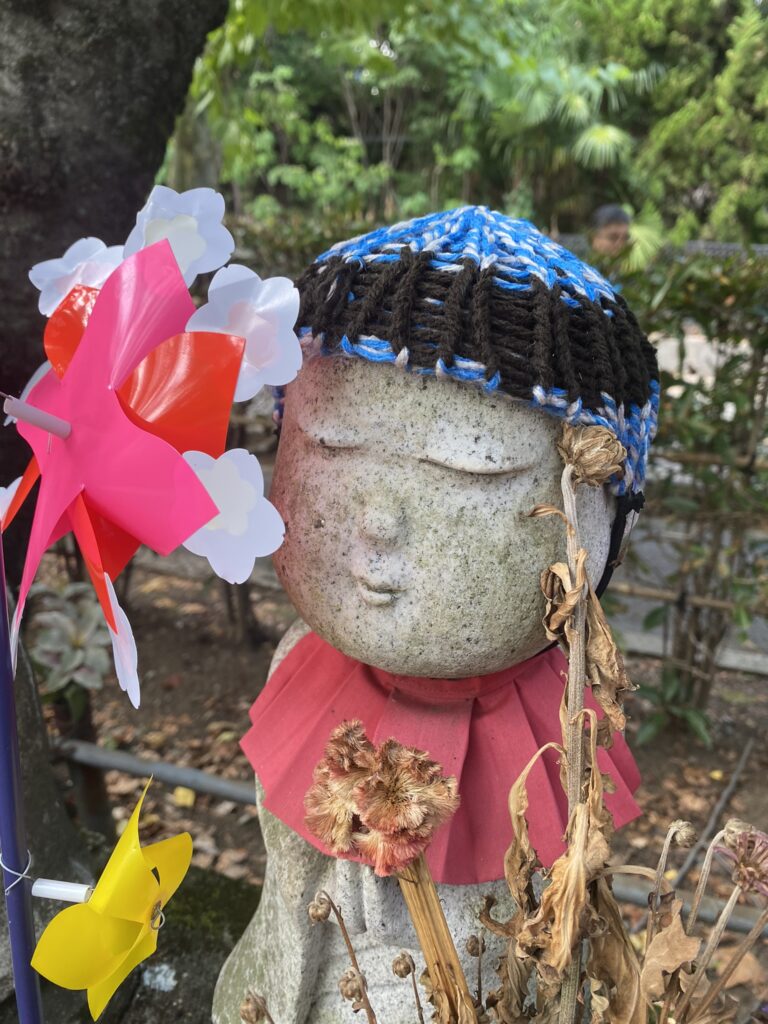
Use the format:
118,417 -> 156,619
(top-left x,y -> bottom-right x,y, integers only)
595,492 -> 645,598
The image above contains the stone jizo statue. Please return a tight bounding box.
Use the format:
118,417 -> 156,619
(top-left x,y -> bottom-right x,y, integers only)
213,207 -> 659,1023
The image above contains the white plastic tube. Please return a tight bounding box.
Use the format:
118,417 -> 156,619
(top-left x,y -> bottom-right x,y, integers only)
2,397 -> 71,439
31,879 -> 92,904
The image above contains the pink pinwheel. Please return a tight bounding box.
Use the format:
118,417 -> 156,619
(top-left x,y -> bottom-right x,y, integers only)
2,240 -> 246,704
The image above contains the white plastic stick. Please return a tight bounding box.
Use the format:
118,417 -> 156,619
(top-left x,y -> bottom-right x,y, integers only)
31,879 -> 92,904
2,397 -> 71,439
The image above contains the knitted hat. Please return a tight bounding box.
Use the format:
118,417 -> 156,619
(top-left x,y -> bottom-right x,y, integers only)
295,206 -> 659,497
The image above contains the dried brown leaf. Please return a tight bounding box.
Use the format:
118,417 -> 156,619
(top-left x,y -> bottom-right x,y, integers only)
515,713 -> 613,984
584,578 -> 635,732
541,554 -> 586,649
485,949 -> 532,1023
640,899 -> 701,1002
503,743 -> 562,919
587,877 -> 644,1024
516,803 -> 591,975
528,504 -> 570,528
541,555 -> 634,736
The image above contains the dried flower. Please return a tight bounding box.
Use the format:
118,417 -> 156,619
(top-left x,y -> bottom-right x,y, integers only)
240,990 -> 273,1024
716,822 -> 768,899
308,891 -> 332,923
557,424 -> 626,487
670,819 -> 697,848
355,739 -> 458,835
305,722 -> 459,876
304,721 -> 378,852
392,952 -> 415,978
339,967 -> 367,1002
465,935 -> 486,957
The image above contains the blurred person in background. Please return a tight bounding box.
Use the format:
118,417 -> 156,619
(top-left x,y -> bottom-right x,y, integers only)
590,204 -> 631,257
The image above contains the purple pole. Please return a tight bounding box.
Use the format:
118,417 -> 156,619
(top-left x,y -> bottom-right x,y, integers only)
0,537 -> 44,1023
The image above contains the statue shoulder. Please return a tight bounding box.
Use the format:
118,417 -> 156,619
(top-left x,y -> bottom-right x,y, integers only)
268,618 -> 311,678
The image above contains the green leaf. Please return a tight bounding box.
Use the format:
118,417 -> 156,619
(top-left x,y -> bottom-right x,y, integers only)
642,605 -> 668,631
636,713 -> 667,745
677,708 -> 712,748
71,667 -> 104,691
572,123 -> 632,168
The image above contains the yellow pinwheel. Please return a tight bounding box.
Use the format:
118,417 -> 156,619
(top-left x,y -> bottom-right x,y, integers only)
32,782 -> 192,1020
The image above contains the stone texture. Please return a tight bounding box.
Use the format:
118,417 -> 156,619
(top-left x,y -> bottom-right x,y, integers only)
215,355 -> 617,1022
272,357 -> 614,676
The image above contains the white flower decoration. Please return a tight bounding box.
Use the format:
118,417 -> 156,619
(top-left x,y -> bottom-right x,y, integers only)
186,264 -> 302,402
181,449 -> 285,584
124,185 -> 235,287
105,575 -> 140,709
0,477 -> 21,521
29,239 -> 124,316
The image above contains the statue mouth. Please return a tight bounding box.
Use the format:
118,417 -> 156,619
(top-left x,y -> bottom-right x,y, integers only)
355,577 -> 404,607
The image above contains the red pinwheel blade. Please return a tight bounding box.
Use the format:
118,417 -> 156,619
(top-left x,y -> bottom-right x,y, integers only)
118,331 -> 245,458
69,495 -> 118,632
44,285 -> 100,379
84,506 -> 141,581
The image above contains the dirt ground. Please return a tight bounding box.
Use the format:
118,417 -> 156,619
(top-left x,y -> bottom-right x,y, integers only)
33,551 -> 768,1021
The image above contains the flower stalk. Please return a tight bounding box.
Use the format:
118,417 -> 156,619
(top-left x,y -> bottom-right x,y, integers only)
557,463 -> 588,1024
398,854 -> 476,1020
305,722 -> 474,1022
308,890 -> 378,1024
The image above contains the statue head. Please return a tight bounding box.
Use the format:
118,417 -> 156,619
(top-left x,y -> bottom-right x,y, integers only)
270,208 -> 658,677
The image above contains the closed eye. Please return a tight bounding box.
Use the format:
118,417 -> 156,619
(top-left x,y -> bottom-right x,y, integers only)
416,454 -> 533,477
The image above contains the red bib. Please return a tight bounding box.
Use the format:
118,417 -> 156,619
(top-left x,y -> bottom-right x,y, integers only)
241,632 -> 641,885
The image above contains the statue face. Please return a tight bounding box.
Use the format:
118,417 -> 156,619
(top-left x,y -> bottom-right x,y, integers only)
270,357 -> 615,677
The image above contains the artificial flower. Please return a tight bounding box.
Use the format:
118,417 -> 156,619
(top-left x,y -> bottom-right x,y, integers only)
181,448 -> 285,584
29,238 -> 123,317
124,185 -> 234,286
0,477 -> 21,521
104,575 -> 140,709
3,241 -> 245,704
186,264 -> 301,402
32,783 -> 192,1020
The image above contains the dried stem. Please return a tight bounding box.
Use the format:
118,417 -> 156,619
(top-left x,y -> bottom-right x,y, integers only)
685,829 -> 725,934
689,902 -> 768,1021
560,465 -> 587,815
646,823 -> 682,948
674,883 -> 741,1023
557,464 -> 588,1024
411,967 -> 426,1024
320,890 -> 378,1024
398,853 -> 475,1021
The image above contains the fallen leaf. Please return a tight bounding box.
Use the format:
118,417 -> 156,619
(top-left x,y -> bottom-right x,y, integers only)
173,786 -> 196,808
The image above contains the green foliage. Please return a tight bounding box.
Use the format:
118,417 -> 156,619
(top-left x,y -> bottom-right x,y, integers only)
162,0 -> 666,247
579,0 -> 768,242
637,666 -> 712,746
620,252 -> 768,717
160,0 -> 767,249
25,582 -> 113,720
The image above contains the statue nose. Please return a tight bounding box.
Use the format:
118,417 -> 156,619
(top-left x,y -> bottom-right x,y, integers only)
357,497 -> 407,548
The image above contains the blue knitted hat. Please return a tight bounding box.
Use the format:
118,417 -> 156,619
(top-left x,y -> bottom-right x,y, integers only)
295,206 -> 659,496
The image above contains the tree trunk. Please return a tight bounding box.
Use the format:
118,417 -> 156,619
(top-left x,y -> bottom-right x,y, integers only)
0,0 -> 229,583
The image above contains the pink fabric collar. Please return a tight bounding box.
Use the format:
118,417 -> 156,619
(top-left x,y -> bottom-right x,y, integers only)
241,632 -> 641,886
